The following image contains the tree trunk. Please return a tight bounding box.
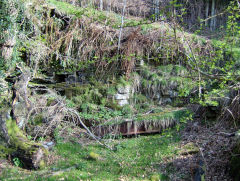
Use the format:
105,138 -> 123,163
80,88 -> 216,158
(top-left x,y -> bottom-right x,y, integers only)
155,0 -> 160,21
210,0 -> 215,31
0,76 -> 48,169
100,0 -> 103,11
0,68 -> 48,169
213,8 -> 217,29
205,0 -> 209,27
150,0 -> 154,20
0,0 -> 47,169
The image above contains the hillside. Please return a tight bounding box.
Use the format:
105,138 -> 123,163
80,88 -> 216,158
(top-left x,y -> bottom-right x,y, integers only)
1,0 -> 240,180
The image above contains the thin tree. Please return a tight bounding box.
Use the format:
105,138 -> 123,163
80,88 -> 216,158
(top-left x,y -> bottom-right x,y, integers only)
117,0 -> 127,52
210,0 -> 216,31
100,0 -> 103,11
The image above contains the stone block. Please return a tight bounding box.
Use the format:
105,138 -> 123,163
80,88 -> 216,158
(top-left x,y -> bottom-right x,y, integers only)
115,93 -> 130,100
118,100 -> 129,106
117,85 -> 131,94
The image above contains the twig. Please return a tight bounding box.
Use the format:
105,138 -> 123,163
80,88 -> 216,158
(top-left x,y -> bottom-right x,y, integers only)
226,108 -> 237,128
143,110 -> 153,115
68,108 -> 113,150
217,132 -> 236,137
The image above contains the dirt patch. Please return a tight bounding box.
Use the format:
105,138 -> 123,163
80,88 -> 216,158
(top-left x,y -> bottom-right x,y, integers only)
160,120 -> 236,181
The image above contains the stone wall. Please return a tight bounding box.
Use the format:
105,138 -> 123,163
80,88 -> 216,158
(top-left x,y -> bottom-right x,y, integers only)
114,85 -> 132,106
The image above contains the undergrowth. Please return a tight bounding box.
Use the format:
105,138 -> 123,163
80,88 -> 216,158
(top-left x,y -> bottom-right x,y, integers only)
0,125 -> 185,181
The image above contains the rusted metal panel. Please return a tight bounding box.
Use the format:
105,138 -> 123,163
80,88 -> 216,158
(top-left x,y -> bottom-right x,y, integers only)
91,119 -> 176,137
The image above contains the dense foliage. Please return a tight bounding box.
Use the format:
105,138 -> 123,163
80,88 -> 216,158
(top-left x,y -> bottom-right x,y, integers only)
1,0 -> 240,180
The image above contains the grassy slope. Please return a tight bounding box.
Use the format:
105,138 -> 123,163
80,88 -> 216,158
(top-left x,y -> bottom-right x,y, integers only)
46,0 -> 180,34
0,126 -> 184,181
47,0 -> 149,28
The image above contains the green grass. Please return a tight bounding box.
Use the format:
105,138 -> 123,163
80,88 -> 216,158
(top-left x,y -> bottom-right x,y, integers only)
134,108 -> 189,122
0,126 -> 183,181
98,107 -> 190,127
47,0 -> 148,28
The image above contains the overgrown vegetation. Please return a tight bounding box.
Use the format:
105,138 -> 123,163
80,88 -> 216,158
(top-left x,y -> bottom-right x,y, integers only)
0,126 -> 185,180
1,0 -> 240,180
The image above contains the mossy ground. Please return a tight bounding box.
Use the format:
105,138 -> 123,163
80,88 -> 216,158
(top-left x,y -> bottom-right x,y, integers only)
0,126 -> 185,181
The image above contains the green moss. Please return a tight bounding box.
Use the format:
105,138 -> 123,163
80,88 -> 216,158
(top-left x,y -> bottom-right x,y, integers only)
6,118 -> 48,152
6,119 -> 34,151
89,152 -> 100,161
150,173 -> 169,181
179,142 -> 199,155
39,160 -> 46,169
151,174 -> 160,181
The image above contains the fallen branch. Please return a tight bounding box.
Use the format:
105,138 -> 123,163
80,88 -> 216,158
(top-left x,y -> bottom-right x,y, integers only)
67,108 -> 113,150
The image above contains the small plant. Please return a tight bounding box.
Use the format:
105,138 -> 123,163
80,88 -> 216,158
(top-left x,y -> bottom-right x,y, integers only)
54,127 -> 64,143
66,99 -> 76,108
38,137 -> 46,142
121,105 -> 133,118
27,135 -> 32,140
13,157 -> 22,167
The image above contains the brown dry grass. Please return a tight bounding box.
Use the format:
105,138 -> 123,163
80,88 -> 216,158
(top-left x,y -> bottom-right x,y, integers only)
25,0 -> 216,79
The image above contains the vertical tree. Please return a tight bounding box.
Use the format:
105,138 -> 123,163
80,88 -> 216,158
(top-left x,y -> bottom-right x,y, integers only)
100,0 -> 103,11
155,0 -> 160,21
210,0 -> 216,31
205,0 -> 209,27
